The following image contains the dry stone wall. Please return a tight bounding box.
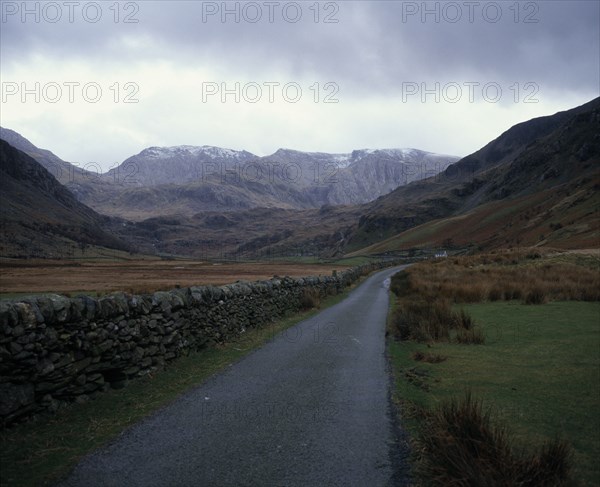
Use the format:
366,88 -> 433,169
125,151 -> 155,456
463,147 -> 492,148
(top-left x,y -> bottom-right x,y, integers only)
0,260 -> 401,425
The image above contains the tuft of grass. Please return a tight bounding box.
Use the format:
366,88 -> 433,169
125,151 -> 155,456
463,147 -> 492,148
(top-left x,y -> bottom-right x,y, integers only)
391,297 -> 481,344
299,287 -> 321,310
455,308 -> 474,330
416,392 -> 573,486
488,286 -> 503,301
411,350 -> 425,361
454,326 -> 486,344
411,351 -> 447,363
388,300 -> 600,486
524,288 -> 548,305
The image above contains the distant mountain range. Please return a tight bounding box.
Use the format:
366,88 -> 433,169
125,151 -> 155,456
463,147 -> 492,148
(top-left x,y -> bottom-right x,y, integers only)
1,97 -> 598,259
110,97 -> 600,258
0,128 -> 458,220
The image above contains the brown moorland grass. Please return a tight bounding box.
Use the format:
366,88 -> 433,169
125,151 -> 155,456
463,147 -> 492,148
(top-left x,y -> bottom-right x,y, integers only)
411,351 -> 447,363
388,248 -> 599,343
390,297 -> 478,343
406,248 -> 600,305
388,248 -> 598,485
0,259 -> 350,296
389,264 -> 482,344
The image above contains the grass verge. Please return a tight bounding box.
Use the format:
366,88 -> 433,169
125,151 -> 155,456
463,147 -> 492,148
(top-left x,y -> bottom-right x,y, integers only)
0,284 -> 358,487
389,300 -> 600,486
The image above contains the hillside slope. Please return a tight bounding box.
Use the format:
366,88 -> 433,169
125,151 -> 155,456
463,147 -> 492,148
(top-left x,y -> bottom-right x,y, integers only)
0,140 -> 129,258
348,97 -> 600,253
111,98 -> 599,259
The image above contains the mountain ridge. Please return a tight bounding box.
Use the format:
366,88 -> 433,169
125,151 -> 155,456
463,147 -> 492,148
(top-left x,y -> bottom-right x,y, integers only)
1,128 -> 459,218
0,140 -> 129,258
2,97 -> 597,259
346,97 -> 600,253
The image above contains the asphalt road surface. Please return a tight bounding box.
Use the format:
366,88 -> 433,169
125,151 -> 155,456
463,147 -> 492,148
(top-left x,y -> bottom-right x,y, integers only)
57,266 -> 410,487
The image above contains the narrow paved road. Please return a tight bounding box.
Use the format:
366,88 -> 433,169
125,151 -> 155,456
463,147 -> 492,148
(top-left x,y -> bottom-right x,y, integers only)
58,266 -> 410,487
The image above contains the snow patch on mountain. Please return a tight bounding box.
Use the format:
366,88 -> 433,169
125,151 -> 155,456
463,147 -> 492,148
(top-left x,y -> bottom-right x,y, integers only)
140,145 -> 255,160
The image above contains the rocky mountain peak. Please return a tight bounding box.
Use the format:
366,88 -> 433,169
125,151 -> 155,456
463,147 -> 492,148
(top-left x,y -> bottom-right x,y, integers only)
138,145 -> 256,161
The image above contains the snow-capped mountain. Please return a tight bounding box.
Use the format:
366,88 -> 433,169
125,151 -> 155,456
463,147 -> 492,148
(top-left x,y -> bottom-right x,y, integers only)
103,144 -> 458,193
256,147 -> 458,193
328,148 -> 458,205
139,145 -> 255,161
104,145 -> 257,187
0,129 -> 460,219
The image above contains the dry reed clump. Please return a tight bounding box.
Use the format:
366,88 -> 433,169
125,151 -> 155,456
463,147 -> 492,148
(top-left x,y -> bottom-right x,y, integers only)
391,298 -> 482,344
487,286 -> 503,301
415,393 -> 573,486
390,269 -> 482,343
404,252 -> 599,305
299,287 -> 321,310
524,288 -> 548,305
389,247 -> 599,342
412,351 -> 447,363
455,327 -> 486,344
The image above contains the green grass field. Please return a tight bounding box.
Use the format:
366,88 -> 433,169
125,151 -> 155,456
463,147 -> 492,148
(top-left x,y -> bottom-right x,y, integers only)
389,300 -> 600,486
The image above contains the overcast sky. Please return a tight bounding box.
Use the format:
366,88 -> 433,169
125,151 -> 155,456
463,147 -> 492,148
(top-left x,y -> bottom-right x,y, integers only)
1,0 -> 598,171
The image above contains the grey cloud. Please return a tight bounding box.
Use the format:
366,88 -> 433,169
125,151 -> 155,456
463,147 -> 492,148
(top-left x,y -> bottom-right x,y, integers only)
1,0 -> 598,168
2,1 -> 598,97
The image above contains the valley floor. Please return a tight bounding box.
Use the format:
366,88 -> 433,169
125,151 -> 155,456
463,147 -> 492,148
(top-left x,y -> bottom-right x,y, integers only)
0,259 -> 349,297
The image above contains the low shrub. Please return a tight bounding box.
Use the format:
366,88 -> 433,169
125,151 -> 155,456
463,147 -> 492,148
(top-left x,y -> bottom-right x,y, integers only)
392,299 -> 453,342
412,351 -> 447,363
455,326 -> 485,345
453,284 -> 486,303
416,393 -> 573,486
399,250 -> 599,305
455,308 -> 474,330
390,271 -> 411,297
412,350 -> 425,361
488,287 -> 503,301
505,288 -> 522,301
391,298 -> 479,344
299,287 -> 321,310
524,288 -> 547,305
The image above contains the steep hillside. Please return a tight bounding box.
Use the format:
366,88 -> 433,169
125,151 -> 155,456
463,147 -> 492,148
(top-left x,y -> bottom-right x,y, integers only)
109,204 -> 362,259
351,179 -> 598,254
0,127 -> 102,186
348,97 -> 600,253
0,140 -> 129,258
91,179 -> 326,221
